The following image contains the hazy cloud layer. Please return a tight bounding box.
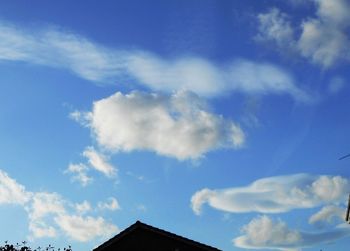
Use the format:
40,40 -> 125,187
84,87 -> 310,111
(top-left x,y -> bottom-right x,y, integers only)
257,0 -> 350,67
73,91 -> 245,160
0,21 -> 309,100
191,174 -> 349,214
234,215 -> 350,250
0,169 -> 118,241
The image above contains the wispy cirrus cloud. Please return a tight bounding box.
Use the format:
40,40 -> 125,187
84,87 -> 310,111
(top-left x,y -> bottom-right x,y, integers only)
0,20 -> 310,101
72,91 -> 245,160
191,173 -> 349,215
234,215 -> 350,250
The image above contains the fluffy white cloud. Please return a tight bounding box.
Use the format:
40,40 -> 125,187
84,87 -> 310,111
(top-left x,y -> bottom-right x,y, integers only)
234,215 -> 301,250
0,169 -> 118,242
0,21 -> 309,100
309,205 -> 345,225
234,215 -> 350,250
26,193 -> 119,242
0,170 -> 31,205
54,214 -> 118,242
257,0 -> 350,67
83,147 -> 117,177
74,91 -> 245,160
98,197 -> 120,211
298,18 -> 350,67
65,163 -> 93,187
191,174 -> 349,215
27,192 -> 66,221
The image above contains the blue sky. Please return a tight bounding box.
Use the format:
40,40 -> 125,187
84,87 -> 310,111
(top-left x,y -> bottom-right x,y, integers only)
0,0 -> 350,250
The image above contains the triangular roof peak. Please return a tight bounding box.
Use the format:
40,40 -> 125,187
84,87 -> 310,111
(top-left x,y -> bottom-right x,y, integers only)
93,220 -> 221,251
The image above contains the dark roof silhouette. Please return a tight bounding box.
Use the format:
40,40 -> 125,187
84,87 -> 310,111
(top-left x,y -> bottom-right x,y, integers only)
93,220 -> 221,251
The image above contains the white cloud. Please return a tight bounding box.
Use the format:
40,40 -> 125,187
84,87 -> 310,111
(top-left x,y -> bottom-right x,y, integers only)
98,197 -> 120,211
74,91 -> 245,160
234,215 -> 301,250
0,20 -> 309,101
0,169 -> 119,242
27,192 -> 66,221
82,147 -> 117,178
298,18 -> 350,67
309,205 -> 345,225
0,22 -> 123,82
191,174 -> 349,215
75,200 -> 92,215
54,214 -> 118,242
314,0 -> 350,26
26,193 -> 119,242
257,0 -> 350,68
0,170 -> 31,205
29,221 -> 57,239
65,147 -> 117,186
65,163 -> 93,187
256,8 -> 296,50
234,215 -> 350,250
26,192 -> 64,240
127,53 -> 309,101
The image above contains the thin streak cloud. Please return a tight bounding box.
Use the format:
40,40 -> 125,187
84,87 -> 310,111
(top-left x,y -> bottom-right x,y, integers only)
0,21 -> 310,101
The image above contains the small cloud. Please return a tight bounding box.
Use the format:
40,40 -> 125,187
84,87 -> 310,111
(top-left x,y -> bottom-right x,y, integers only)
256,8 -> 296,52
136,204 -> 147,212
83,147 -> 117,178
64,163 -> 93,187
98,197 -> 120,211
75,200 -> 92,215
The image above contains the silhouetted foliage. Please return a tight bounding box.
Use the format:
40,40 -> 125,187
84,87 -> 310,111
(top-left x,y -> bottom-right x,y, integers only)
0,242 -> 71,251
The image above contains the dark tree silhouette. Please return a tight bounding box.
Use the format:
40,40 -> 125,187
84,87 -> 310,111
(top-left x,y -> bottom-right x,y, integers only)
0,242 -> 71,251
